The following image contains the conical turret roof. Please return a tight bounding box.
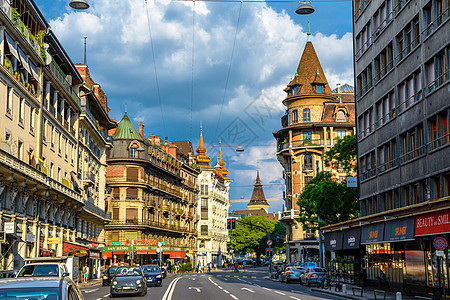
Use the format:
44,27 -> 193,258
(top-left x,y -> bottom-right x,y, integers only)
248,170 -> 269,206
196,127 -> 211,168
286,36 -> 332,96
113,112 -> 143,141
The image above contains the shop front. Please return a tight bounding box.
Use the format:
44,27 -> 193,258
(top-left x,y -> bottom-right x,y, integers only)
412,209 -> 450,299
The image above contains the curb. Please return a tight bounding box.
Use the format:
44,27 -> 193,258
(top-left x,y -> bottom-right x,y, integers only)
264,276 -> 281,282
311,288 -> 360,300
78,280 -> 102,288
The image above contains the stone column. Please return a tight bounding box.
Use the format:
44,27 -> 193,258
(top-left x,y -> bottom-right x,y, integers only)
19,219 -> 27,268
53,91 -> 58,114
43,223 -> 49,249
32,220 -> 39,258
330,127 -> 334,145
323,126 -> 328,146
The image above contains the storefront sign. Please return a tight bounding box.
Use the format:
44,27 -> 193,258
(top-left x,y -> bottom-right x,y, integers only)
415,209 -> 450,236
26,234 -> 36,243
89,250 -> 101,259
361,223 -> 385,244
125,239 -> 158,246
74,250 -> 88,257
346,177 -> 357,188
324,231 -> 343,251
4,222 -> 15,234
47,237 -> 60,244
63,241 -> 88,255
111,241 -> 121,245
343,227 -> 360,250
103,245 -> 132,251
384,217 -> 415,242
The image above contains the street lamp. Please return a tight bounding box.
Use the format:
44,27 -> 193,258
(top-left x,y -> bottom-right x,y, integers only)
69,0 -> 90,10
236,146 -> 245,152
296,2 -> 315,15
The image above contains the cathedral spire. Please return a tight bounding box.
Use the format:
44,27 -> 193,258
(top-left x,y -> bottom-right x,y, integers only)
196,123 -> 211,168
248,169 -> 269,213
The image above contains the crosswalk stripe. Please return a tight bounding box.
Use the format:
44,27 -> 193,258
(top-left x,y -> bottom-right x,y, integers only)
251,276 -> 256,278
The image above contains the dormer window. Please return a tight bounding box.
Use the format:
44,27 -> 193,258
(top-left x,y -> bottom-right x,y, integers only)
336,110 -> 347,122
316,85 -> 322,93
293,86 -> 298,95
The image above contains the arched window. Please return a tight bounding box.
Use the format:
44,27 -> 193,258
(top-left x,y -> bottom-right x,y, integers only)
303,109 -> 311,121
292,110 -> 298,123
304,154 -> 313,170
336,110 -> 347,122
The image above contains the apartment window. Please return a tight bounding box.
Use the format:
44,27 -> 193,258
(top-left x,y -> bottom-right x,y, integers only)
399,68 -> 422,112
17,140 -> 23,160
336,111 -> 347,122
18,98 -> 24,125
303,109 -> 310,122
424,2 -> 433,35
126,188 -> 138,198
304,154 -> 313,170
112,208 -> 119,220
358,107 -> 374,139
126,208 -> 138,223
430,110 -> 449,149
433,176 -> 441,200
304,176 -> 314,186
316,85 -> 322,93
113,188 -> 120,199
426,59 -> 436,92
201,206 -> 208,220
201,199 -> 208,207
129,148 -> 137,158
376,90 -> 395,126
6,86 -> 12,116
355,0 -> 371,17
360,151 -> 376,180
436,51 -> 448,87
355,20 -> 372,57
200,184 -> 208,195
292,109 -> 298,123
303,131 -> 312,141
58,131 -> 62,154
64,137 -> 68,160
357,63 -> 373,97
57,167 -> 61,181
50,162 -> 54,179
42,119 -> 47,143
336,130 -> 346,139
127,167 -> 139,182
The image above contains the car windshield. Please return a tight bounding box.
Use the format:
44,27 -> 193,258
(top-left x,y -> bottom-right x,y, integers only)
0,287 -> 59,300
143,266 -> 160,273
108,267 -> 118,274
115,267 -> 142,276
313,268 -> 326,272
291,268 -> 302,272
17,265 -> 59,277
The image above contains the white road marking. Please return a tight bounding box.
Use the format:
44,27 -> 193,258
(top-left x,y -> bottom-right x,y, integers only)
274,291 -> 286,295
162,276 -> 182,300
188,287 -> 201,292
230,295 -> 239,300
241,288 -> 255,293
290,297 -> 302,300
291,290 -> 307,295
218,286 -> 223,289
96,298 -> 102,300
223,278 -> 228,281
263,287 -> 272,291
223,290 -> 230,294
103,295 -> 109,298
84,288 -> 99,294
253,284 -> 261,287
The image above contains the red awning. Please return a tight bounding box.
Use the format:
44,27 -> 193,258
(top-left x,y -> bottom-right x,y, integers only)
169,251 -> 186,259
136,251 -> 148,255
63,242 -> 89,255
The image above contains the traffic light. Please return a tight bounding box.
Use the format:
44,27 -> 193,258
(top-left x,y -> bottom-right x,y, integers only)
227,219 -> 231,230
276,236 -> 279,242
231,218 -> 236,230
266,248 -> 273,257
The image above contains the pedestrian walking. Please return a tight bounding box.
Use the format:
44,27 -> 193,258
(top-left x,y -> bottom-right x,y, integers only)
234,261 -> 239,273
243,261 -> 246,273
207,262 -> 211,272
83,265 -> 89,283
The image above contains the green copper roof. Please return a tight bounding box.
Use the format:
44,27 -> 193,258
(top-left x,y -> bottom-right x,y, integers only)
113,113 -> 143,141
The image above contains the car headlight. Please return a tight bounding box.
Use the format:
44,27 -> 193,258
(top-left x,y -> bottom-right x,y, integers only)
136,280 -> 141,285
156,275 -> 161,278
112,281 -> 117,285
103,276 -> 108,280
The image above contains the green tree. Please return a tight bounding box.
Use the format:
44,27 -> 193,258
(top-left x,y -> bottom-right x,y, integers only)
324,134 -> 357,175
227,216 -> 285,264
297,171 -> 358,231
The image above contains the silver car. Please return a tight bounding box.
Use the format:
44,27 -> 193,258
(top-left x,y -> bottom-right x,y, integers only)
0,277 -> 83,300
280,267 -> 304,283
299,267 -> 330,286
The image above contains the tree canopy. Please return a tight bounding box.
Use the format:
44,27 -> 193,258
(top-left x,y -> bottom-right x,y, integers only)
324,134 -> 357,175
227,216 -> 285,262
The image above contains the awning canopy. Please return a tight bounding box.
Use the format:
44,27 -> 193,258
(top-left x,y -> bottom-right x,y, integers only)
324,231 -> 343,251
17,46 -> 32,75
28,60 -> 39,82
384,217 -> 415,242
4,32 -> 19,60
361,223 -> 385,244
343,227 -> 361,250
71,171 -> 82,190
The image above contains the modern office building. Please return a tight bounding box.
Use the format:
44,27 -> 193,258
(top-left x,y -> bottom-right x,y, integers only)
323,1 -> 449,298
273,30 -> 356,265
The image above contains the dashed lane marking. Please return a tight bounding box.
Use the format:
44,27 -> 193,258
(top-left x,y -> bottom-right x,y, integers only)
231,295 -> 239,300
290,297 -> 302,300
251,277 -> 256,278
274,291 -> 286,296
223,290 -> 230,294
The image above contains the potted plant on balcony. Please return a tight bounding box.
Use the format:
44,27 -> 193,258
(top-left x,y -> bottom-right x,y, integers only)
11,8 -> 19,25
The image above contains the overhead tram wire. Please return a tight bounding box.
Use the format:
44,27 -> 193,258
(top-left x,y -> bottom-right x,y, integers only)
144,0 -> 167,134
175,0 -> 349,2
190,0 -> 196,140
214,1 -> 243,137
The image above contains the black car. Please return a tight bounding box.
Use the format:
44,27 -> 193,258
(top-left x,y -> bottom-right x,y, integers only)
142,265 -> 162,287
110,266 -> 147,297
0,276 -> 83,300
103,266 -> 118,286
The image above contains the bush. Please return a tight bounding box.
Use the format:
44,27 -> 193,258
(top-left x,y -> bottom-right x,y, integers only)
179,262 -> 193,272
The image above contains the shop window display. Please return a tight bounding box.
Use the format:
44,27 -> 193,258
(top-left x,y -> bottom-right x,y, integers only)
364,243 -> 405,284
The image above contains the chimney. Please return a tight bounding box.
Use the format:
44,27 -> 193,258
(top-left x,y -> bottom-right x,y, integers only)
150,134 -> 155,145
155,135 -> 160,145
188,152 -> 193,166
139,122 -> 145,138
169,144 -> 177,157
336,83 -> 341,94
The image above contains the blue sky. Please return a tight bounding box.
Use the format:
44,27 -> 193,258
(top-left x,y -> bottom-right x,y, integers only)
35,0 -> 353,213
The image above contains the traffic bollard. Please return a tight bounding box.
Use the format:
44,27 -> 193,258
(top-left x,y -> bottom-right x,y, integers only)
396,292 -> 402,300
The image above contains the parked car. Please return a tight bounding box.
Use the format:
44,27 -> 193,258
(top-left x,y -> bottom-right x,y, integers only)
142,265 -> 162,287
300,262 -> 317,269
280,267 -> 304,283
16,262 -> 70,278
102,266 -> 118,286
110,266 -> 147,297
300,267 -> 330,286
0,270 -> 14,279
0,276 -> 83,300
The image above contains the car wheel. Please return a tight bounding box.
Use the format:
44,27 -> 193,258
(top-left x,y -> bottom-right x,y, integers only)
299,278 -> 303,285
307,279 -> 311,287
109,293 -> 115,298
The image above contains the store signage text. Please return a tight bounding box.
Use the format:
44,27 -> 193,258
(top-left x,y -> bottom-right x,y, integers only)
415,209 -> 450,236
368,230 -> 378,239
125,239 -> 158,246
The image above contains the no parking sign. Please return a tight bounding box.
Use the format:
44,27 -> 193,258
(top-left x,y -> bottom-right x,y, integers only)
433,237 -> 448,250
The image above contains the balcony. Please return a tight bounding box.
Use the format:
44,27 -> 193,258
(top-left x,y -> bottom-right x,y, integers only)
106,218 -> 187,233
279,209 -> 300,223
303,164 -> 313,171
47,59 -> 81,108
83,171 -> 95,187
161,205 -> 170,212
83,200 -> 111,219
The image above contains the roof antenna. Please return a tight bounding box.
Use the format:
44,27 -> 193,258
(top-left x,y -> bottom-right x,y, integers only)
307,21 -> 311,42
125,103 -> 127,114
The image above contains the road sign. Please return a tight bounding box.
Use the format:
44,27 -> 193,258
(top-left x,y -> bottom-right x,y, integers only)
436,250 -> 445,257
434,237 -> 447,250
267,240 -> 272,246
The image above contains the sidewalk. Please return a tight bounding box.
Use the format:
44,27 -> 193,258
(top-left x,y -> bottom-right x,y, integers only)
78,278 -> 102,288
311,283 -> 415,300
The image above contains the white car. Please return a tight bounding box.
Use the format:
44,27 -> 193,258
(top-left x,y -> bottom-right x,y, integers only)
16,262 -> 70,278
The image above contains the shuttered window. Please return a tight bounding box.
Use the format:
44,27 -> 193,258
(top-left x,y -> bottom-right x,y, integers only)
113,188 -> 120,198
112,208 -> 119,220
126,208 -> 138,221
126,188 -> 138,198
127,168 -> 139,182
112,232 -> 119,242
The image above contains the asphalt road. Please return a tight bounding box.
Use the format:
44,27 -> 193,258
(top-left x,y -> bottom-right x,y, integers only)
80,267 -> 346,300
